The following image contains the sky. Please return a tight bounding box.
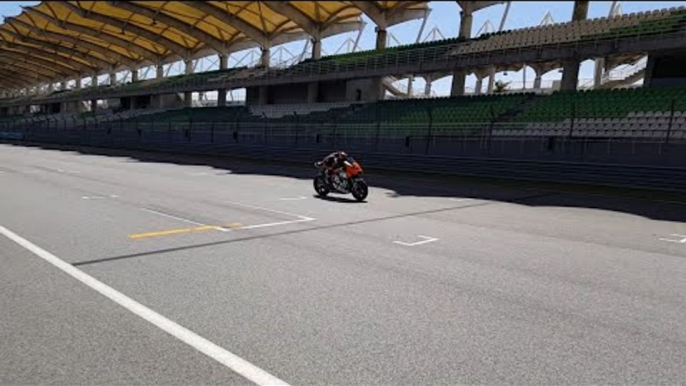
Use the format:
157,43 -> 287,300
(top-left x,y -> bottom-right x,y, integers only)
3,1 -> 686,96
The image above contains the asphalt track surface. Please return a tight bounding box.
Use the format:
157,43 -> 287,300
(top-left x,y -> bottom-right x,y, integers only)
1,143 -> 686,385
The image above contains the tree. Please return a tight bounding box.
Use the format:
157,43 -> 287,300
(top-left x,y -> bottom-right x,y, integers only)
494,80 -> 510,93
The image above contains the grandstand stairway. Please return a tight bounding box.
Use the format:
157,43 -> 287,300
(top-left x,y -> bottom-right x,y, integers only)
598,68 -> 646,89
383,78 -> 406,98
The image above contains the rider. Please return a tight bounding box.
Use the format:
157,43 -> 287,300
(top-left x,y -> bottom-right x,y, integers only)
320,151 -> 349,178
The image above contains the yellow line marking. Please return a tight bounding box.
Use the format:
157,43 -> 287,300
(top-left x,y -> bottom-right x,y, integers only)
129,222 -> 244,240
129,225 -> 221,240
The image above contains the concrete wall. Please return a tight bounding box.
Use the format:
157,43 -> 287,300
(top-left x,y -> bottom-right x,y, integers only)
319,80 -> 347,102
646,50 -> 686,88
268,84 -> 308,104
153,93 -> 184,110
245,81 -> 348,105
121,95 -> 152,110
346,78 -> 383,102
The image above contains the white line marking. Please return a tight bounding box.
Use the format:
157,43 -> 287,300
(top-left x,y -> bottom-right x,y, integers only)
0,225 -> 290,386
141,208 -> 209,227
278,197 -> 307,201
82,196 -> 105,200
238,216 -> 315,230
222,200 -> 312,220
143,202 -> 315,233
141,208 -> 232,232
393,235 -> 440,247
658,234 -> 686,244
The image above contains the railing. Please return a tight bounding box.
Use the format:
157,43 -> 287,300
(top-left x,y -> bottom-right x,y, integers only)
4,27 -> 686,108
602,56 -> 648,83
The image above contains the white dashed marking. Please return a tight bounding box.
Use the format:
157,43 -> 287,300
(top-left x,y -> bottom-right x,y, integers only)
659,234 -> 686,244
393,235 -> 440,247
279,196 -> 308,201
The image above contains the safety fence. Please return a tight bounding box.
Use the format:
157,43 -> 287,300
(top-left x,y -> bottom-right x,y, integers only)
3,118 -> 685,168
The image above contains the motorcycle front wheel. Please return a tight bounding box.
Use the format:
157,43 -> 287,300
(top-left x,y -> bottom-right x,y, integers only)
351,179 -> 368,201
314,175 -> 330,197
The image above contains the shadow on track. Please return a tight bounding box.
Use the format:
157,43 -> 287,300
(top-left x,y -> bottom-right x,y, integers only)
313,194 -> 366,204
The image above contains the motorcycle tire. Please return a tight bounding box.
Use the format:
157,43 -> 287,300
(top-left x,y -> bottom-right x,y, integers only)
351,179 -> 368,202
314,175 -> 330,197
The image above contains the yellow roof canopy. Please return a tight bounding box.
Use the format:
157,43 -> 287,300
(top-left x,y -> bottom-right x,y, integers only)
0,1 -> 434,92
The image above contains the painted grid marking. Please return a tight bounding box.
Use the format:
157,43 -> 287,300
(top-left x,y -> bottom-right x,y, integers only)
134,205 -> 315,240
393,235 -> 440,247
0,225 -> 291,386
659,234 -> 686,244
128,224 -> 243,240
141,208 -> 232,232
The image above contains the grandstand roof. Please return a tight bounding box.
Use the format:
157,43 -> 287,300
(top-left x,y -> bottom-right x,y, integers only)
0,1 -> 430,92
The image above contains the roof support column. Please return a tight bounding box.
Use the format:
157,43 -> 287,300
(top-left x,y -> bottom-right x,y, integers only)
156,64 -> 164,79
424,78 -> 432,96
561,58 -> 580,91
450,70 -> 466,96
184,58 -> 193,108
572,1 -> 589,21
534,70 -> 542,90
453,4 -> 474,97
129,69 -> 139,110
75,77 -> 81,90
459,10 -> 473,40
60,81 -> 67,91
90,74 -> 98,112
488,66 -> 496,94
312,37 -> 322,60
217,54 -> 228,107
48,83 -> 54,93
530,63 -> 556,91
474,75 -> 483,95
375,27 -> 387,50
593,58 -> 604,88
260,47 -> 270,68
109,71 -> 117,86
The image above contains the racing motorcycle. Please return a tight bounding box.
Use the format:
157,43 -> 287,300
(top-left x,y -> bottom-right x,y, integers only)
313,156 -> 368,201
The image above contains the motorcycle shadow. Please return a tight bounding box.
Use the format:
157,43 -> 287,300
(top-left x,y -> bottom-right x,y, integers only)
312,194 -> 366,204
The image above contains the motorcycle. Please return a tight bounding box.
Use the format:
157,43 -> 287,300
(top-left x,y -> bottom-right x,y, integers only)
313,156 -> 368,201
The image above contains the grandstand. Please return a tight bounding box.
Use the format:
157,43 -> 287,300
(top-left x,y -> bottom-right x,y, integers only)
1,0 -> 686,185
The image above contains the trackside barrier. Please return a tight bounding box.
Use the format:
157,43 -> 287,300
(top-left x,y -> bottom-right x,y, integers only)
4,132 -> 686,193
